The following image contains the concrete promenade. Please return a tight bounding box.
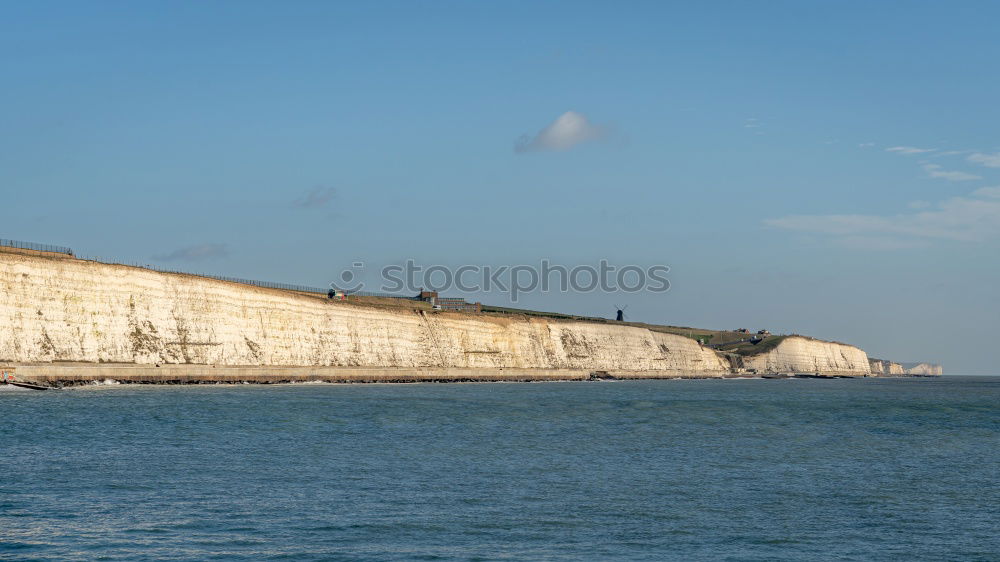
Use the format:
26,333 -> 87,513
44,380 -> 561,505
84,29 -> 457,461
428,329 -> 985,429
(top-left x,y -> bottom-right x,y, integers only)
3,364 -> 743,386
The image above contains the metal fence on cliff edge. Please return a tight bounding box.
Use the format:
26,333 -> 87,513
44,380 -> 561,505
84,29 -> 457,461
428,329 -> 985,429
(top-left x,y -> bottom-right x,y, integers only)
0,238 -> 74,256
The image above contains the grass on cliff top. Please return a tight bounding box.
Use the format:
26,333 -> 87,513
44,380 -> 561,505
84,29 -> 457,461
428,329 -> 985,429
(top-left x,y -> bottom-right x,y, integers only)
715,335 -> 790,356
483,304 -> 824,355
480,304 -> 583,319
480,305 -> 782,346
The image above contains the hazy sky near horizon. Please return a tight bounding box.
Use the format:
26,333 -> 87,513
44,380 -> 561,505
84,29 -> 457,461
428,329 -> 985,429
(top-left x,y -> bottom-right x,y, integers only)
2,1 -> 999,373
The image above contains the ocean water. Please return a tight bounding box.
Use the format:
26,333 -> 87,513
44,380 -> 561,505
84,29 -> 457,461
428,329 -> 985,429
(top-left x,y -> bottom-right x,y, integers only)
1,377 -> 998,561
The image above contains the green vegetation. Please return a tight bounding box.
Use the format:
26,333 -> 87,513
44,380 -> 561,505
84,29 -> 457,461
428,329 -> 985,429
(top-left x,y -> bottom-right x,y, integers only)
478,306 -> 789,348
480,305 -> 585,320
715,335 -> 789,356
479,305 -> 796,349
325,292 -> 799,353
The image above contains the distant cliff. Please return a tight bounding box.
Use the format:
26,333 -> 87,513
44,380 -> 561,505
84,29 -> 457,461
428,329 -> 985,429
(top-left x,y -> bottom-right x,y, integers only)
0,250 -> 913,380
900,362 -> 944,376
741,337 -> 871,375
870,359 -> 944,376
869,358 -> 906,376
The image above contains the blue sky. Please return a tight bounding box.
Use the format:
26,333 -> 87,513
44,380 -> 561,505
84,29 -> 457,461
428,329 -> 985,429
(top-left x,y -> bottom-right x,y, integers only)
2,1 -> 998,373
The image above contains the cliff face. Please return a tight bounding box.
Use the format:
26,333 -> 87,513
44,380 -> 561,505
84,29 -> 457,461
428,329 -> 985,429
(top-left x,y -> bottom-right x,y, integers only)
901,363 -> 944,376
869,358 -> 905,376
0,252 -> 894,377
870,359 -> 944,376
0,252 -> 727,373
742,337 -> 872,375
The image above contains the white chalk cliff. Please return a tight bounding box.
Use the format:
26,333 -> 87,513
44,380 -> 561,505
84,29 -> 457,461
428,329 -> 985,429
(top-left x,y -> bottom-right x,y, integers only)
0,252 -> 726,373
900,362 -> 944,376
742,336 -> 872,375
0,251 -> 896,377
869,359 -> 905,376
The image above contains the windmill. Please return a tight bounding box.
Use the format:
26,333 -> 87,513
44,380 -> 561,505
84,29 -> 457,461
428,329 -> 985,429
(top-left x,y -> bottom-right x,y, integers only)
614,304 -> 628,322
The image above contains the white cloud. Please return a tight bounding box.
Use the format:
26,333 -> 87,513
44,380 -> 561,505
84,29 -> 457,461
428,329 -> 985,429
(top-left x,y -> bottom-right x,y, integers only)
922,163 -> 981,182
858,142 -> 875,148
968,152 -> 1000,168
886,146 -> 936,155
973,186 -> 1000,199
764,188 -> 1000,246
744,118 -> 761,129
835,236 -> 924,250
514,111 -> 608,153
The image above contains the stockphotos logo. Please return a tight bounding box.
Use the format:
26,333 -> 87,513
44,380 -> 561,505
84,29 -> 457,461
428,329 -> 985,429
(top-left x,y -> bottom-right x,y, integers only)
334,260 -> 670,302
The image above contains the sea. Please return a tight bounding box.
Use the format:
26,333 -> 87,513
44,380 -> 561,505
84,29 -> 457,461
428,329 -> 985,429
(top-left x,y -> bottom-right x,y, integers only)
1,376 -> 998,561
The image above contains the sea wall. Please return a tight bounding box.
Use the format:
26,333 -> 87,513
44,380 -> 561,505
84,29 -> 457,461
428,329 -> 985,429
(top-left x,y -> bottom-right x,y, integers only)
0,252 -> 728,374
742,337 -> 872,375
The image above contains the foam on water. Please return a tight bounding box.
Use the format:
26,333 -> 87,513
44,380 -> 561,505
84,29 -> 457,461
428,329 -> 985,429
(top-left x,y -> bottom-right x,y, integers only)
0,384 -> 31,392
